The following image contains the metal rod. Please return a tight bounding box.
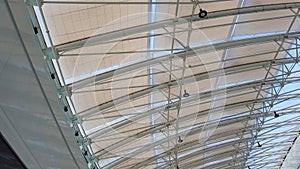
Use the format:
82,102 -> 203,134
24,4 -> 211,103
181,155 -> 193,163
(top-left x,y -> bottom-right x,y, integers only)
55,2 -> 300,52
42,0 -> 230,5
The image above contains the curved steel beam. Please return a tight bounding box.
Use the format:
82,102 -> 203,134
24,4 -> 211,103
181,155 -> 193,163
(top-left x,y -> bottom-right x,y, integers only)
84,70 -> 300,120
181,153 -> 283,169
130,117 -> 300,168
132,129 -> 297,169
43,0 -> 229,5
66,47 -> 298,83
176,143 -> 290,169
92,88 -> 300,158
87,77 -> 300,141
101,97 -> 300,168
79,57 -> 298,118
161,138 -> 295,169
70,31 -> 300,90
56,2 -> 300,52
109,126 -> 297,169
129,132 -> 296,169
173,139 -> 290,168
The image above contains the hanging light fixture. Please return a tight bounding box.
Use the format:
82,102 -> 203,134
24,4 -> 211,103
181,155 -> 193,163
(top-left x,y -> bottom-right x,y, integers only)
198,9 -> 208,18
178,136 -> 183,143
274,111 -> 279,118
257,142 -> 262,147
183,90 -> 190,97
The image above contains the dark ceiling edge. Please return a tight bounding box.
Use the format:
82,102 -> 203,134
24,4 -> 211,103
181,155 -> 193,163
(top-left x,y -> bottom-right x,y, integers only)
0,132 -> 28,169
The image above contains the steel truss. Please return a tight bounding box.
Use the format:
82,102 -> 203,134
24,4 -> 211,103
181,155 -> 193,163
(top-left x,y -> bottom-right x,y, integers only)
25,1 -> 300,169
55,2 -> 300,53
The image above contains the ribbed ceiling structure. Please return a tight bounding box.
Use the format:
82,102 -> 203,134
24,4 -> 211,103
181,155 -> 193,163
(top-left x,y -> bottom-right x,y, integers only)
26,0 -> 300,169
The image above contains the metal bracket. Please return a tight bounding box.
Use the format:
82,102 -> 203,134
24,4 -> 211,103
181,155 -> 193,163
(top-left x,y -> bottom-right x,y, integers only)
24,0 -> 43,6
42,47 -> 58,60
57,86 -> 71,98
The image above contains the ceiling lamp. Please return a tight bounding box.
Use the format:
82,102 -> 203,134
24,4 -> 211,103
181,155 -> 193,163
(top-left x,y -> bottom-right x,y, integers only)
183,90 -> 190,97
257,142 -> 262,147
274,111 -> 279,118
199,9 -> 207,18
178,136 -> 183,143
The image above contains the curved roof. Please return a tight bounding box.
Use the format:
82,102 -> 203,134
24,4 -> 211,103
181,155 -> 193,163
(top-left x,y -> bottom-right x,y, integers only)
27,0 -> 300,168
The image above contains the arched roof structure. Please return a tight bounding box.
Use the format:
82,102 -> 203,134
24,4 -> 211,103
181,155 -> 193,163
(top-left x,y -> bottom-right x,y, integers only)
26,1 -> 300,168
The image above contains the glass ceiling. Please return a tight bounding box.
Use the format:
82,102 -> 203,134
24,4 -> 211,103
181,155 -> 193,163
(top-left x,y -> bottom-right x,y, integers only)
26,0 -> 300,169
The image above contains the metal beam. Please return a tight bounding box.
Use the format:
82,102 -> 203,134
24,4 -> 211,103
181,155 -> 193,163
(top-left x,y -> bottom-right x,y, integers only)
87,78 -> 300,141
173,141 -> 292,169
131,128 -> 296,168
42,0 -> 230,5
79,57 -> 298,118
132,135 -> 294,169
150,123 -> 299,169
70,31 -> 300,90
55,2 -> 300,52
88,81 -> 300,141
101,102 -> 300,168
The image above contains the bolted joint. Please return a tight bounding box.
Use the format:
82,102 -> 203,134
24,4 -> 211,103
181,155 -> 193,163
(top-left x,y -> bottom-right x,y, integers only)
71,116 -> 79,123
58,86 -> 71,98
88,162 -> 95,169
42,47 -> 58,60
79,137 -> 91,146
69,117 -> 83,130
87,156 -> 99,169
66,114 -> 78,126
